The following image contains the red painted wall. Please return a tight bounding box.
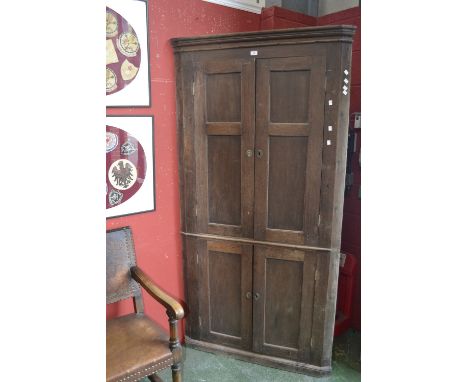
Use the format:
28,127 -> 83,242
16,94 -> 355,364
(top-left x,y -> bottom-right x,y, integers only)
261,6 -> 317,29
106,0 -> 260,336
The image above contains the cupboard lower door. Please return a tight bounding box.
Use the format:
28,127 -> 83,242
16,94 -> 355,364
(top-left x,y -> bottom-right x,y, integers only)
252,245 -> 319,362
198,240 -> 253,350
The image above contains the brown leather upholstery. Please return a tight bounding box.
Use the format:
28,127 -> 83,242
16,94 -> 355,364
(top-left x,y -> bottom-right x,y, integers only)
106,227 -> 141,304
107,314 -> 174,382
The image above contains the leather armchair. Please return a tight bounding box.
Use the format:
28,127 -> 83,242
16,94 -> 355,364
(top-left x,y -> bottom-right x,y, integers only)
107,227 -> 185,382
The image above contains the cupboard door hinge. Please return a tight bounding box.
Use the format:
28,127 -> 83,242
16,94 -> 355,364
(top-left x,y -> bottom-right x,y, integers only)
192,81 -> 195,96
317,214 -> 321,226
196,252 -> 199,265
198,316 -> 202,328
195,206 -> 198,217
315,269 -> 319,282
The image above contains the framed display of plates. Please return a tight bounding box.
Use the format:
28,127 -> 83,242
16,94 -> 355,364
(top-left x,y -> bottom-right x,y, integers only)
106,116 -> 155,218
106,0 -> 151,107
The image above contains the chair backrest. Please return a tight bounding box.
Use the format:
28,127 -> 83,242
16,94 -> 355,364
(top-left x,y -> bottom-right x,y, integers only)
106,227 -> 142,306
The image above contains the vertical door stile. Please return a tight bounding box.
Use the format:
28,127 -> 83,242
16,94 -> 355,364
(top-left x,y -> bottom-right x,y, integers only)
303,55 -> 326,246
253,59 -> 269,241
193,63 -> 208,234
241,60 -> 256,239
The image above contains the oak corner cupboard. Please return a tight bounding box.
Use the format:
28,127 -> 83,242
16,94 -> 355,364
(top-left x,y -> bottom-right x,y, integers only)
171,25 -> 355,376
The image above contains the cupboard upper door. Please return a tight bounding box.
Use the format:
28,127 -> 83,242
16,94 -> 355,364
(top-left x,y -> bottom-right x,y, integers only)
254,56 -> 326,246
194,59 -> 255,238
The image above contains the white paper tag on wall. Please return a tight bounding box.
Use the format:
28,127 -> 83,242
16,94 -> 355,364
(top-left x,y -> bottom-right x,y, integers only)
340,253 -> 347,267
250,50 -> 258,56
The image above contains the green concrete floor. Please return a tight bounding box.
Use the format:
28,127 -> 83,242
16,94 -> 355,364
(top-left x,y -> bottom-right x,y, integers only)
142,331 -> 360,382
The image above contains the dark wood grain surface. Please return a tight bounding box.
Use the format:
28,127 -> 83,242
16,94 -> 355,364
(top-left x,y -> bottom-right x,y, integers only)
172,26 -> 354,376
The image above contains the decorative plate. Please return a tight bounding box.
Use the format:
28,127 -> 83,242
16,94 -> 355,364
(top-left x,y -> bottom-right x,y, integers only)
106,7 -> 141,95
106,125 -> 146,209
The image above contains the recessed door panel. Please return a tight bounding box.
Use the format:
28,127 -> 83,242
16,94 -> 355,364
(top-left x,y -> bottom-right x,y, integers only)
208,249 -> 242,336
255,56 -> 326,246
267,136 -> 308,231
199,240 -> 253,350
270,70 -> 310,123
206,72 -> 241,122
208,135 -> 241,226
194,59 -> 255,238
264,257 -> 303,348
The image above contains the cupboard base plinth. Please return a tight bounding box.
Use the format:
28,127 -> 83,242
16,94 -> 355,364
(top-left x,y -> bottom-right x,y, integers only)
185,336 -> 332,377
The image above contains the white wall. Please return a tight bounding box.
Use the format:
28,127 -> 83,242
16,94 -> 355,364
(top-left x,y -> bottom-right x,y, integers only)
318,0 -> 359,16
265,0 -> 358,16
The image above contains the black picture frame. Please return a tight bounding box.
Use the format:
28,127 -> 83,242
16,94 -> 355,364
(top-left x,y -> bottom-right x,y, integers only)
106,0 -> 152,108
106,115 -> 156,219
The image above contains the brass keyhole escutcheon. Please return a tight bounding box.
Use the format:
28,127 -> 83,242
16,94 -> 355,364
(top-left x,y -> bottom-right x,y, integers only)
254,292 -> 260,300
255,149 -> 263,158
246,292 -> 252,299
246,149 -> 253,158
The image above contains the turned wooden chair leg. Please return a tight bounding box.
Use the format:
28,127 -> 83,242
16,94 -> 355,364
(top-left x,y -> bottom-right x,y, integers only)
168,315 -> 183,382
148,374 -> 164,382
171,363 -> 182,382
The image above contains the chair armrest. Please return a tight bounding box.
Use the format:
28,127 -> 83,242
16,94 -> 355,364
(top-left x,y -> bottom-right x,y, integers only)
130,266 -> 185,320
